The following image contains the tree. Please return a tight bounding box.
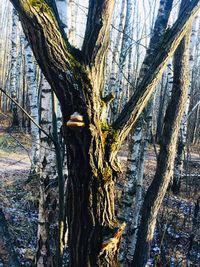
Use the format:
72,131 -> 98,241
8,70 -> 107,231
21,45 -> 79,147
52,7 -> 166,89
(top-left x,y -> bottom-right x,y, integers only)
10,7 -> 19,127
24,37 -> 40,172
172,15 -> 200,193
132,0 -> 192,265
9,0 -> 200,266
123,0 -> 173,263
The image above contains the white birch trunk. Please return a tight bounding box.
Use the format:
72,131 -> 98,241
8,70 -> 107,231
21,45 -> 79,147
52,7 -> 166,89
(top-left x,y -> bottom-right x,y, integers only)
119,117 -> 147,262
68,0 -> 78,46
10,7 -> 19,127
24,38 -> 40,172
36,76 -> 57,267
107,0 -> 126,122
112,0 -> 133,119
0,3 -> 12,112
123,0 -> 174,262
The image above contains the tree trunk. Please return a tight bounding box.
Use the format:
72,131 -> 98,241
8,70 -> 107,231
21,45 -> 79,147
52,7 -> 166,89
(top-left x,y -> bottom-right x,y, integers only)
112,0 -> 133,118
172,16 -> 199,193
63,119 -> 126,266
36,76 -> 57,267
10,7 -> 19,128
24,38 -> 40,172
156,68 -> 173,143
123,1 -> 173,262
68,0 -> 78,46
132,9 -> 191,267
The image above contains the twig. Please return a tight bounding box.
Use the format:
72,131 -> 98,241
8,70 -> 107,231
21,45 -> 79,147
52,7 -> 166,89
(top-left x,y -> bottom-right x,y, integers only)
0,87 -> 55,144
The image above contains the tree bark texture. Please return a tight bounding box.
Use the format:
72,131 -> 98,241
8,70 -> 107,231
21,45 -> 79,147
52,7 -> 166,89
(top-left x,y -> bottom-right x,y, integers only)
36,76 -> 58,267
24,39 -> 40,172
172,16 -> 200,193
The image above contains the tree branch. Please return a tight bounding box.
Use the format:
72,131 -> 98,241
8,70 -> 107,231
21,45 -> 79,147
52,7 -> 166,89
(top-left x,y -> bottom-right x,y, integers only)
0,87 -> 55,144
112,0 -> 200,150
82,0 -> 115,66
9,0 -> 84,111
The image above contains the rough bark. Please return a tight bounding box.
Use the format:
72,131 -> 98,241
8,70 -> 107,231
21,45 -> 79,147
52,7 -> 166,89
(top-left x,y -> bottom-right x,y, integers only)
132,19 -> 191,267
172,16 -> 199,193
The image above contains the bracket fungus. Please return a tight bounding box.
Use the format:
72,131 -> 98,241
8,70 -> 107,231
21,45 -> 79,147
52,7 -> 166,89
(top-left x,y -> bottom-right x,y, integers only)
66,112 -> 85,129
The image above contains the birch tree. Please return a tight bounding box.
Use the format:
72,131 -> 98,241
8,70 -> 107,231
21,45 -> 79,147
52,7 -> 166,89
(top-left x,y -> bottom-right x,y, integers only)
24,39 -> 40,172
9,0 -> 200,266
0,2 -> 12,112
112,0 -> 133,118
123,1 -> 173,262
68,0 -> 78,46
108,0 -> 126,109
10,7 -> 19,127
36,2 -> 67,265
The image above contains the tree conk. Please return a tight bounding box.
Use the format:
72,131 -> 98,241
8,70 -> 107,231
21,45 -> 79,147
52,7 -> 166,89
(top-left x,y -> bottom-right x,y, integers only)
66,112 -> 85,128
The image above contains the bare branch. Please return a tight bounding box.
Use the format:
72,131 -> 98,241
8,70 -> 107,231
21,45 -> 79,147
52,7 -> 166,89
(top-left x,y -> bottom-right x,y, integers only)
82,0 -> 115,65
0,87 -> 55,143
9,0 -> 84,110
112,0 -> 200,150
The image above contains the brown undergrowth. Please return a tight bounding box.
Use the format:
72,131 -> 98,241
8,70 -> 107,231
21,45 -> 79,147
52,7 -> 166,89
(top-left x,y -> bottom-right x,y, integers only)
0,113 -> 38,266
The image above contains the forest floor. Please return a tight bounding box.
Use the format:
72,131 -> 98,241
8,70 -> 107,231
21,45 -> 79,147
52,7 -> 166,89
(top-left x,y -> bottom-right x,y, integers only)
144,149 -> 200,266
0,112 -> 199,266
0,113 -> 38,266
